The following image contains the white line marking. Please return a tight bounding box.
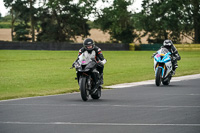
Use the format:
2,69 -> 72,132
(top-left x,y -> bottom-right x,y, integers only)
0,121 -> 200,126
105,74 -> 200,88
0,92 -> 79,103
0,103 -> 200,108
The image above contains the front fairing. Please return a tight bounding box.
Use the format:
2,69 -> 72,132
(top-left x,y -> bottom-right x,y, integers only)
76,53 -> 97,72
154,48 -> 171,63
85,61 -> 96,70
153,48 -> 172,78
78,53 -> 92,65
77,61 -> 96,72
154,52 -> 171,63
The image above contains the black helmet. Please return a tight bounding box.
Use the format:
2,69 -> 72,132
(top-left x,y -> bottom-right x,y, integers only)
163,40 -> 173,47
83,38 -> 95,50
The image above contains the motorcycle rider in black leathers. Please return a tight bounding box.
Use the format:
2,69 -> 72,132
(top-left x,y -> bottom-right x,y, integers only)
153,40 -> 181,73
73,38 -> 107,85
162,40 -> 181,72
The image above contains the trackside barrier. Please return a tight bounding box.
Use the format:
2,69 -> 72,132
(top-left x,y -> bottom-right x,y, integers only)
129,43 -> 162,51
129,43 -> 135,51
0,41 -> 129,51
174,44 -> 200,51
1,41 -> 199,51
129,43 -> 200,51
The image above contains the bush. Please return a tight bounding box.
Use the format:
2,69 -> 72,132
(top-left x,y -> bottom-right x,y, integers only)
0,23 -> 11,28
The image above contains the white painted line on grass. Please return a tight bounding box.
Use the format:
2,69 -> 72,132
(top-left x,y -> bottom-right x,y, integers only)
105,74 -> 200,88
0,121 -> 200,126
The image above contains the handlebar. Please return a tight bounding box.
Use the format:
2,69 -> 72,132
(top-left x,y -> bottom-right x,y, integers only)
151,53 -> 156,59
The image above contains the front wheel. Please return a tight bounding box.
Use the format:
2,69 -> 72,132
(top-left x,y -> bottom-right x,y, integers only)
155,68 -> 162,86
79,77 -> 89,101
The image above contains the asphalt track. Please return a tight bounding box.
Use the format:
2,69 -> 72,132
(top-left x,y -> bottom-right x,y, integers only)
0,75 -> 200,133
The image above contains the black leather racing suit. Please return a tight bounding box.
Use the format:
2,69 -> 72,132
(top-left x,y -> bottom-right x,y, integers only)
75,46 -> 106,84
162,45 -> 181,70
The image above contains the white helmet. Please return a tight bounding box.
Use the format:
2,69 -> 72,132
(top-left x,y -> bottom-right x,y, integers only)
163,40 -> 173,46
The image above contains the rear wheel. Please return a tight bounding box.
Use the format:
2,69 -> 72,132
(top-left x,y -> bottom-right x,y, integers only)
91,86 -> 101,99
162,75 -> 171,85
80,77 -> 89,101
156,68 -> 162,86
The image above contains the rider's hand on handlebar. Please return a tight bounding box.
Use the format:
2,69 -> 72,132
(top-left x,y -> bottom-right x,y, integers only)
72,63 -> 75,67
151,53 -> 156,59
97,61 -> 103,66
70,62 -> 76,69
151,54 -> 154,59
72,61 -> 76,67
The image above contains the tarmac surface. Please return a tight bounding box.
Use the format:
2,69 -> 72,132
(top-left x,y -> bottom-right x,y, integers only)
0,75 -> 200,133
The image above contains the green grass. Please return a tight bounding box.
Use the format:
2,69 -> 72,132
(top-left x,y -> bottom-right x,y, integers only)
0,22 -> 11,28
0,22 -> 20,28
0,50 -> 200,100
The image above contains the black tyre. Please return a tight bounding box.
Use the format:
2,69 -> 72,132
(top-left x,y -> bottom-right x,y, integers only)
79,77 -> 89,101
91,86 -> 101,99
162,75 -> 171,85
162,80 -> 170,85
155,68 -> 162,86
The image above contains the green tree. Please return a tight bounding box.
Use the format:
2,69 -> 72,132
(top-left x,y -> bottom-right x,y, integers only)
13,22 -> 31,41
4,0 -> 19,41
28,0 -> 37,42
4,0 -> 36,41
140,0 -> 200,43
37,0 -> 98,42
4,0 -> 97,42
94,0 -> 136,43
187,0 -> 200,43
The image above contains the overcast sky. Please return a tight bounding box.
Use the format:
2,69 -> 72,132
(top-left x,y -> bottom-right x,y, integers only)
0,0 -> 143,17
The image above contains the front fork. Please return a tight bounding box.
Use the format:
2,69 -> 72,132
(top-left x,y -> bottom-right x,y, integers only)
76,71 -> 97,91
78,75 -> 92,93
155,64 -> 165,78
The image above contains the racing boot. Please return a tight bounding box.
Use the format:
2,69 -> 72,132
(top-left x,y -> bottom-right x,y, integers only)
173,63 -> 178,70
175,63 -> 178,69
172,63 -> 178,75
100,73 -> 104,85
92,72 -> 101,94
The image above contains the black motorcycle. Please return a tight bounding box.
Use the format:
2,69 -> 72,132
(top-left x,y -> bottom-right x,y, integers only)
71,54 -> 102,101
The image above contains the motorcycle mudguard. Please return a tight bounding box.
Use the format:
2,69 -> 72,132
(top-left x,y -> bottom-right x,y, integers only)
155,66 -> 165,78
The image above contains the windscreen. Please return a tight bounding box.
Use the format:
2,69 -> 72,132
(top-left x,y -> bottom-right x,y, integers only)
159,48 -> 169,54
78,53 -> 92,65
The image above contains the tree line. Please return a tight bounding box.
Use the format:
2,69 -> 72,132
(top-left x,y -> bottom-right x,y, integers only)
3,0 -> 200,43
